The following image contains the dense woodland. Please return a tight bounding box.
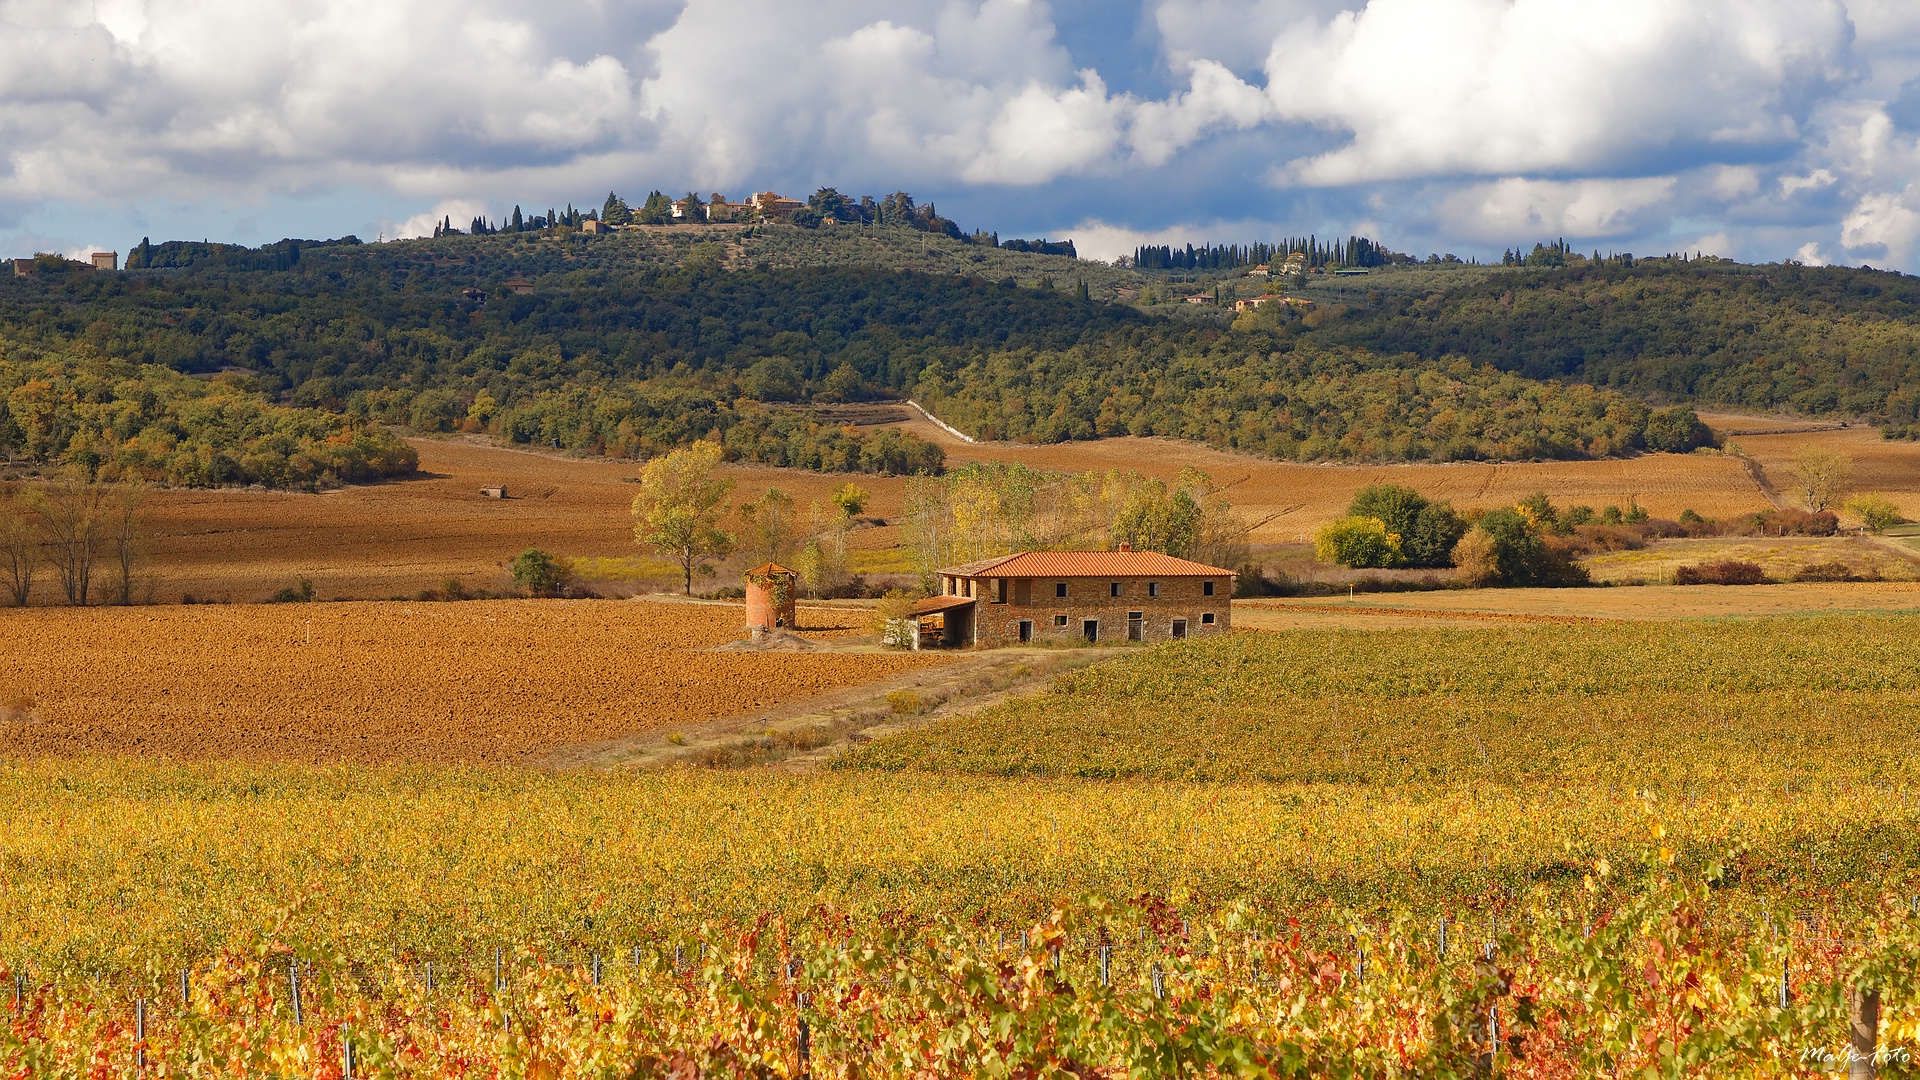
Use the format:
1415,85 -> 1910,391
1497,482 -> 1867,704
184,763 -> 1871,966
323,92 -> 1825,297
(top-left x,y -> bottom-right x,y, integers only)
9,222 -> 1915,486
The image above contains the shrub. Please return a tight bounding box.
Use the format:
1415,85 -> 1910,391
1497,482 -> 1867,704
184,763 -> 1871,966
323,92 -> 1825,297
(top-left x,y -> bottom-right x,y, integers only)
510,549 -> 572,597
1453,508 -> 1590,588
1643,405 -> 1714,452
886,690 -> 923,714
1344,484 -> 1464,567
1673,560 -> 1767,586
269,577 -> 316,603
1314,516 -> 1402,568
1845,493 -> 1907,533
1791,560 -> 1857,583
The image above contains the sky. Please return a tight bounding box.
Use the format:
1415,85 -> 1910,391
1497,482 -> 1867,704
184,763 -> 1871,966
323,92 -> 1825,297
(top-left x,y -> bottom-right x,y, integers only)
7,0 -> 1920,269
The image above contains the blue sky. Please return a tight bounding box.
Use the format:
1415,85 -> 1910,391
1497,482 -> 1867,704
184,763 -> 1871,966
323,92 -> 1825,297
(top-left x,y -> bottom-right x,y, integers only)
7,1 -> 1920,269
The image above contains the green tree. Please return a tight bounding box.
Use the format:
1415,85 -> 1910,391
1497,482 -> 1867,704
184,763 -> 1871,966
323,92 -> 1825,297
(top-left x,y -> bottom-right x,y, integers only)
831,482 -> 870,518
1346,483 -> 1464,567
1452,508 -> 1589,588
510,548 -> 572,597
1844,493 -> 1906,532
601,192 -> 633,226
742,357 -> 803,402
632,440 -> 736,594
738,487 -> 798,568
1314,516 -> 1401,568
636,191 -> 674,226
1112,480 -> 1202,556
1643,406 -> 1712,453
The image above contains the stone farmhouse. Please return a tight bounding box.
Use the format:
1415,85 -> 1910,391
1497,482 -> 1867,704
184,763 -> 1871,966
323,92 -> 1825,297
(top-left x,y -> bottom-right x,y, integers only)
909,547 -> 1232,648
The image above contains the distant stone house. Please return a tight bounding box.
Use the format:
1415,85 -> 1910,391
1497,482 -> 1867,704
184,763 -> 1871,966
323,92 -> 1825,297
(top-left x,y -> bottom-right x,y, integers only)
90,251 -> 118,271
704,194 -> 749,222
911,547 -> 1233,648
1245,264 -> 1270,278
1183,293 -> 1213,305
503,279 -> 535,295
1232,295 -> 1314,313
672,196 -> 706,222
748,191 -> 805,222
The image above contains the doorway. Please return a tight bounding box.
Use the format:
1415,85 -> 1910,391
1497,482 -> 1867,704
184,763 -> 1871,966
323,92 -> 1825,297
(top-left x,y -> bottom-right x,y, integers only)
1127,611 -> 1143,641
1018,619 -> 1032,643
1082,619 -> 1099,643
1171,618 -> 1187,640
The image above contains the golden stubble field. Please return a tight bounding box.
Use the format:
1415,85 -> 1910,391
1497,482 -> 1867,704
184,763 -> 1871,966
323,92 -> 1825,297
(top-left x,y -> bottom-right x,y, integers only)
0,599 -> 944,764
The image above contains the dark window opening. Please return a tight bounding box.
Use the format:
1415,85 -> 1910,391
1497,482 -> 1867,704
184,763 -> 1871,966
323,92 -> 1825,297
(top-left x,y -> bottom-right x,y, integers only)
992,579 -> 1006,603
1018,620 -> 1033,643
1127,611 -> 1143,641
1201,612 -> 1215,626
1171,618 -> 1188,639
1109,581 -> 1121,598
1055,582 -> 1068,599
1148,582 -> 1160,598
1083,619 -> 1099,643
1053,614 -> 1068,627
1202,580 -> 1216,597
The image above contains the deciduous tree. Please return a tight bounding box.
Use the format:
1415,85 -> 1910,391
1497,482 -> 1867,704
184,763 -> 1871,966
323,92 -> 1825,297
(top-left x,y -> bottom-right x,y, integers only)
632,441 -> 736,595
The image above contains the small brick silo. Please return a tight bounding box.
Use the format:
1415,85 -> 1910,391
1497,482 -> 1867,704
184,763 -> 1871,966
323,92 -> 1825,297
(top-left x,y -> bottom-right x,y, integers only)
743,562 -> 798,640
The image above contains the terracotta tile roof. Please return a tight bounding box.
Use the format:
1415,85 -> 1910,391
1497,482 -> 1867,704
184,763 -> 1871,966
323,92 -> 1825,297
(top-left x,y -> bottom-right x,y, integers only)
745,562 -> 797,576
938,551 -> 1230,578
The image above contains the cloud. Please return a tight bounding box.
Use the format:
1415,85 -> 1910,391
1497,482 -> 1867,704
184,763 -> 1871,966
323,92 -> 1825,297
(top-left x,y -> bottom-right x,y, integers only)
1436,177 -> 1678,242
1265,0 -> 1854,186
393,200 -> 495,241
8,0 -> 1920,272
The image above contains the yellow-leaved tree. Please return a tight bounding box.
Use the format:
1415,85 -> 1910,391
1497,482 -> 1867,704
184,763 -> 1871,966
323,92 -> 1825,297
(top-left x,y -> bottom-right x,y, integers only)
631,440 -> 736,594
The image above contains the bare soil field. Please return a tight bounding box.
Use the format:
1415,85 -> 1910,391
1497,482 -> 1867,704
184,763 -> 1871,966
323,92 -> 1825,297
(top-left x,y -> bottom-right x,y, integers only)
0,598 -> 945,764
1233,580 -> 1920,627
1582,534 -> 1920,584
134,437 -> 912,602
1701,412 -> 1920,520
891,415 -> 1780,541
118,411 -> 1920,604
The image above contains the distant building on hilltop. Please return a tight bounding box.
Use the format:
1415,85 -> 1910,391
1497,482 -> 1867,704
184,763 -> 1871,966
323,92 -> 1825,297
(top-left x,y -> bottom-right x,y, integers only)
909,547 -> 1232,648
748,191 -> 804,222
91,251 -> 118,271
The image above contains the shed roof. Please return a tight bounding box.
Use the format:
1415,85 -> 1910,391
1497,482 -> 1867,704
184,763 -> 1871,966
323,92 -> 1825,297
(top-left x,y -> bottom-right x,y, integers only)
938,551 -> 1230,578
909,595 -> 977,616
746,562 -> 798,577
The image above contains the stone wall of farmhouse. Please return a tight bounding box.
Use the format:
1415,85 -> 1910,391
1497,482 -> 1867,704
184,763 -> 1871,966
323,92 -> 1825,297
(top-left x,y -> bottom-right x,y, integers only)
964,575 -> 1229,646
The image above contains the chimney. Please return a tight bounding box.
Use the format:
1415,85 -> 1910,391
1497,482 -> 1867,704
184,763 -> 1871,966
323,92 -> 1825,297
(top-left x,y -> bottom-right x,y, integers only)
1117,542 -> 1132,552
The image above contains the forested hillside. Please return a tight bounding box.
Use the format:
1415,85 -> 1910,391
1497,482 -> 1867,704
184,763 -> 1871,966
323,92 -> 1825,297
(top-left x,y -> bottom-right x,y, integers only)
1315,257 -> 1920,425
28,225 -> 1903,482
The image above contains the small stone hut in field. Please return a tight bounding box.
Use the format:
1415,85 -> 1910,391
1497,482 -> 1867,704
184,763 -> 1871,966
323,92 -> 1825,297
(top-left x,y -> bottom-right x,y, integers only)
743,563 -> 798,639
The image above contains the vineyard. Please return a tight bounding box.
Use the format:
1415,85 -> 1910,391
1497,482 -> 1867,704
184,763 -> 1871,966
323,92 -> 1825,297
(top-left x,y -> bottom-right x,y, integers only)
6,615 -> 1920,1072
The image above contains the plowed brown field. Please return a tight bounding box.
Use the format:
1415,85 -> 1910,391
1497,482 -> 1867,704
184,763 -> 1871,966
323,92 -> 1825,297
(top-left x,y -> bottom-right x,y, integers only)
0,599 -> 943,764
119,412 -> 1920,602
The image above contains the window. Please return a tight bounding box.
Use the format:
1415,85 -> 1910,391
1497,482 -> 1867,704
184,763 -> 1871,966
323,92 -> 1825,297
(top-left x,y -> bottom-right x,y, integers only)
1053,614 -> 1068,627
1201,612 -> 1216,626
992,579 -> 1006,604
1127,611 -> 1143,641
1147,582 -> 1160,598
1202,580 -> 1216,597
1171,618 -> 1187,639
1055,582 -> 1068,599
1018,620 -> 1033,643
1109,582 -> 1121,598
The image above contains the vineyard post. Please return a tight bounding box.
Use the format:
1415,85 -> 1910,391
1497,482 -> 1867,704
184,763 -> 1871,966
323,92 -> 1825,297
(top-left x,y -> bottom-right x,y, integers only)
343,1025 -> 355,1080
1438,916 -> 1447,958
1151,962 -> 1165,1000
135,996 -> 145,1075
1100,944 -> 1111,986
494,948 -> 503,991
632,945 -> 641,968
179,969 -> 189,1008
592,954 -> 601,986
289,957 -> 303,1025
797,993 -> 812,1078
675,945 -> 683,971
1850,985 -> 1880,1080
425,961 -> 433,992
